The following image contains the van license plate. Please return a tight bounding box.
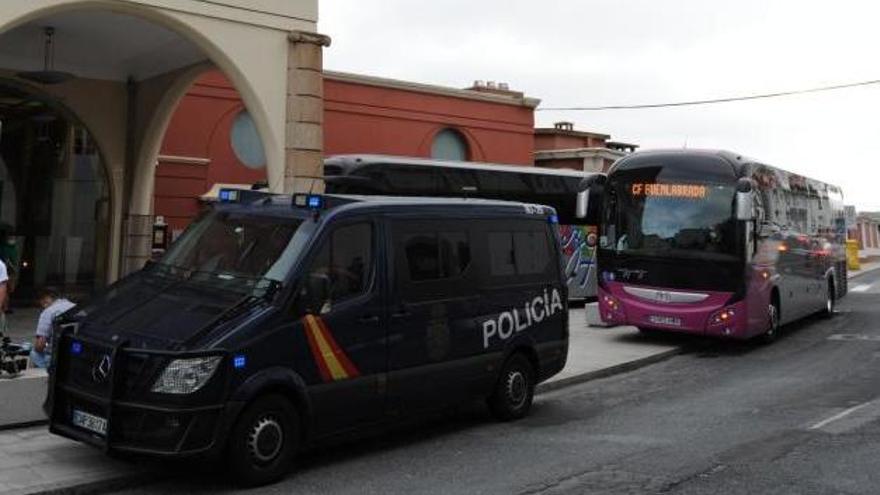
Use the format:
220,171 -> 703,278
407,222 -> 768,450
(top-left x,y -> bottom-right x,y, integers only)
648,315 -> 681,327
72,410 -> 107,436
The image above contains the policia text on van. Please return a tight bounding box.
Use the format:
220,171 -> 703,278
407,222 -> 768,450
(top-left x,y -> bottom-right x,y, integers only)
46,190 -> 569,486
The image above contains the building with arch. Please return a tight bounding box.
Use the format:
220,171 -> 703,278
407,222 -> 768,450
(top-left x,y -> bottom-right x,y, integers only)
0,0 -> 325,300
154,70 -> 541,236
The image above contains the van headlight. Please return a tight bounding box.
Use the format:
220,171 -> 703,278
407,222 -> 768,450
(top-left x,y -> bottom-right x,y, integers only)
151,356 -> 222,394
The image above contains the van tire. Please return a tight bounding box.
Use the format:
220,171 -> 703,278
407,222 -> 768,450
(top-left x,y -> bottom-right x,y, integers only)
226,394 -> 299,487
488,354 -> 535,421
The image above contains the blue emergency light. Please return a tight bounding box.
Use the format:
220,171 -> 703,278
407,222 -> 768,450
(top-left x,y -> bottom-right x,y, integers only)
219,189 -> 240,203
293,194 -> 324,210
548,214 -> 559,224
71,341 -> 83,355
233,355 -> 247,369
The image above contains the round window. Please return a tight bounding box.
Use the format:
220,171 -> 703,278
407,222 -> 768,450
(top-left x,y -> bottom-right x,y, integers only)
431,128 -> 469,161
230,110 -> 266,169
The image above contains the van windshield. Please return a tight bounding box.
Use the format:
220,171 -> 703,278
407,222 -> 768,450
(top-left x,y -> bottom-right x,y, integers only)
156,210 -> 303,288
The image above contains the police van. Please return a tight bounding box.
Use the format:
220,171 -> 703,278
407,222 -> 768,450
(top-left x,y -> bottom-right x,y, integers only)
46,191 -> 569,486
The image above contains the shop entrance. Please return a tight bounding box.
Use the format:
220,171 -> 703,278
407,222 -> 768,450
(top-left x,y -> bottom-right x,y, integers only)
0,80 -> 110,305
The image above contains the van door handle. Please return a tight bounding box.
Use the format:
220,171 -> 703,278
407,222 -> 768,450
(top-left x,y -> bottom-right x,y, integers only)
390,310 -> 411,319
359,315 -> 380,325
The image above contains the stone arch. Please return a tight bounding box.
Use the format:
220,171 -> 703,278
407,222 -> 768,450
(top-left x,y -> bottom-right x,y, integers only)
0,0 -> 287,201
0,0 -> 301,277
0,76 -> 114,293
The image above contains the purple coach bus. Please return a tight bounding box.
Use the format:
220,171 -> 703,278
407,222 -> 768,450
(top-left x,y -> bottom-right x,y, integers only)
579,149 -> 847,341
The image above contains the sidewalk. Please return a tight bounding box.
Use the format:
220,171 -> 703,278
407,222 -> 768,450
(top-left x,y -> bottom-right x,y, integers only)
0,309 -> 677,495
849,260 -> 880,279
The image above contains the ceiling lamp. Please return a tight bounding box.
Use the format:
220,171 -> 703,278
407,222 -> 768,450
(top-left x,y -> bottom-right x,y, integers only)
17,27 -> 76,85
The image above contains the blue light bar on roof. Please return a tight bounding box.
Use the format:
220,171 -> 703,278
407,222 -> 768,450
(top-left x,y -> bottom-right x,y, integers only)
293,194 -> 324,210
219,189 -> 240,202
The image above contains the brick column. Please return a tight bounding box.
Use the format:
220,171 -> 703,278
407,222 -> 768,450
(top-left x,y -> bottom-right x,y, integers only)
286,31 -> 331,194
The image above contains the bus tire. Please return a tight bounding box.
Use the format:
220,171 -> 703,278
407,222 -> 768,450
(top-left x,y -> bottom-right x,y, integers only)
821,279 -> 835,318
226,394 -> 299,487
759,300 -> 780,344
488,353 -> 535,421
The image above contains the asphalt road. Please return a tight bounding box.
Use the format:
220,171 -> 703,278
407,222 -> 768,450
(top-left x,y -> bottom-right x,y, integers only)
116,270 -> 880,495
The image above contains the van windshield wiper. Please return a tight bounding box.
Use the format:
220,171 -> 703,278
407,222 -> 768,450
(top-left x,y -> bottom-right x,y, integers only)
180,281 -> 280,348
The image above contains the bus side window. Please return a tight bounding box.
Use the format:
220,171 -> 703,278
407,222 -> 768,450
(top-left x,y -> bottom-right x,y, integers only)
295,222 -> 373,316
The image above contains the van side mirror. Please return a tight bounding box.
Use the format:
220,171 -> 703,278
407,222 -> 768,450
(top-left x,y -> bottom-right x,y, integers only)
735,178 -> 754,221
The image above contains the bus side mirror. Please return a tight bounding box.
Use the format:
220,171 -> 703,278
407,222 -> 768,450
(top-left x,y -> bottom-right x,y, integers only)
735,178 -> 754,221
576,174 -> 606,222
576,190 -> 589,219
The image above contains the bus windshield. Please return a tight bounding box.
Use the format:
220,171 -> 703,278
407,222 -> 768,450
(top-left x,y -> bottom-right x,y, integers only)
602,180 -> 738,261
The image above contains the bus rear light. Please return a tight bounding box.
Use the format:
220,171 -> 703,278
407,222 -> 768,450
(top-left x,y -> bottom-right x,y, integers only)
709,308 -> 736,326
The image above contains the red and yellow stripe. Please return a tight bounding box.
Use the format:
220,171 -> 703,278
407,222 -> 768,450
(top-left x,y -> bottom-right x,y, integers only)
302,314 -> 361,382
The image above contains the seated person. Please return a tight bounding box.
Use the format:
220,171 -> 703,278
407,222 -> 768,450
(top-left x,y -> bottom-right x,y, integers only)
30,288 -> 75,369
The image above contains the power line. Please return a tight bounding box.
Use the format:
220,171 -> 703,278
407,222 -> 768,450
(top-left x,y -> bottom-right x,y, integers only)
538,78 -> 880,111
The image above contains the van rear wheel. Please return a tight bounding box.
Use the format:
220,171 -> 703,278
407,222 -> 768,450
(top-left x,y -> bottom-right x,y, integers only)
488,354 -> 535,421
226,394 -> 299,487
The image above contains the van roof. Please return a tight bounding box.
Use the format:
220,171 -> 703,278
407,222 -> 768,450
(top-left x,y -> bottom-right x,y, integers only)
216,189 -> 558,218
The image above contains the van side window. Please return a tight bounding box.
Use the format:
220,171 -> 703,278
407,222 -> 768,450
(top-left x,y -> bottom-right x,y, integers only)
514,231 -> 550,275
403,231 -> 471,282
484,222 -> 555,285
487,232 -> 516,276
298,223 -> 373,314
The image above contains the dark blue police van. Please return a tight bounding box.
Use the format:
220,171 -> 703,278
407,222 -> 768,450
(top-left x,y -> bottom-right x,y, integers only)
46,191 -> 569,485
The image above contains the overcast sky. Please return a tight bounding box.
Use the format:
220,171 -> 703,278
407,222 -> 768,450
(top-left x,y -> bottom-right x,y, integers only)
319,1 -> 880,210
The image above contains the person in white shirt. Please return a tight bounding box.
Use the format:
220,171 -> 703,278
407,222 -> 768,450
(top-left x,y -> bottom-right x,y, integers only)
0,259 -> 7,333
30,288 -> 75,369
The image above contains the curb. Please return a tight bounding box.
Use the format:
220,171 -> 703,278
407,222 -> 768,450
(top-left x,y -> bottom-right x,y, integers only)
536,347 -> 683,394
0,419 -> 47,432
18,347 -> 683,495
12,473 -> 158,495
848,264 -> 880,281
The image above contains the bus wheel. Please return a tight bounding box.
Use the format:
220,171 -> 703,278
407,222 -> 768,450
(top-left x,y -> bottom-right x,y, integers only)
488,353 -> 535,421
227,394 -> 299,487
822,280 -> 836,318
760,302 -> 780,344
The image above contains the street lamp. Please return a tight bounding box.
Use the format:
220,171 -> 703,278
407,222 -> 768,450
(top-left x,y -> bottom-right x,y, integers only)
17,27 -> 76,85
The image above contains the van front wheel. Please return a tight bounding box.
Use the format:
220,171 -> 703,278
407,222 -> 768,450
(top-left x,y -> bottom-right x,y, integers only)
488,354 -> 535,421
226,394 -> 299,487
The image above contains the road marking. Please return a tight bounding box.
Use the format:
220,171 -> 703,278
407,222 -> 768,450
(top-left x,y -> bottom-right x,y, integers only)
827,334 -> 880,342
850,284 -> 873,293
809,399 -> 880,433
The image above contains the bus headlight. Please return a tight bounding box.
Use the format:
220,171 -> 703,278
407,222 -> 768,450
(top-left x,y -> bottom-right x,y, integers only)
151,356 -> 222,395
709,308 -> 736,326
